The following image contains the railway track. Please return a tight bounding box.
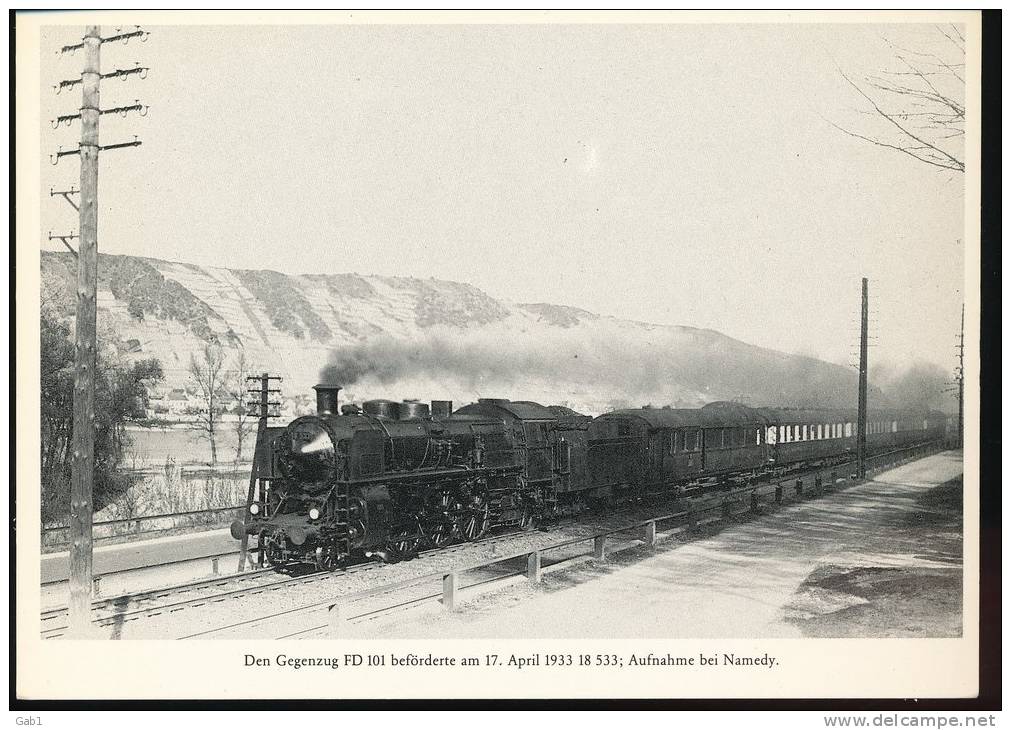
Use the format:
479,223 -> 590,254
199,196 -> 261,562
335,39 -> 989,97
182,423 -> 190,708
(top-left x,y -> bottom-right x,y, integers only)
42,443 -> 939,640
39,530 -> 529,639
181,442 -> 942,640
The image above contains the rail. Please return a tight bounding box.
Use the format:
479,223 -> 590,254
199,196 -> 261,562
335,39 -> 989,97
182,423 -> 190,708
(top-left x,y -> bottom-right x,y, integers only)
181,440 -> 942,640
42,504 -> 245,549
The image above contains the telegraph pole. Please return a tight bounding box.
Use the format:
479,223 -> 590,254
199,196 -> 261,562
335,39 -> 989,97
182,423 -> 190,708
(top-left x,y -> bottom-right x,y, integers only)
238,373 -> 282,571
67,25 -> 102,637
51,25 -> 149,637
957,304 -> 964,449
857,277 -> 869,479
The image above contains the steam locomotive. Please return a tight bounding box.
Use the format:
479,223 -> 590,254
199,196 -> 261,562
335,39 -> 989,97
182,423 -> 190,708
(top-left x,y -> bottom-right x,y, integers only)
231,384 -> 947,570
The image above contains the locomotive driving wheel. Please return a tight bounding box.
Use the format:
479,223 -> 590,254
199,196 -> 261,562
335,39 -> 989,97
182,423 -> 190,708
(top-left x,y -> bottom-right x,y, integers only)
390,525 -> 422,559
459,494 -> 491,541
424,489 -> 460,549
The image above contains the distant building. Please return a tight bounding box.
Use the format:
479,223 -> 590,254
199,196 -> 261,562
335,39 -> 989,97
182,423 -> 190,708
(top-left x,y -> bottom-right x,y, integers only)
166,388 -> 191,415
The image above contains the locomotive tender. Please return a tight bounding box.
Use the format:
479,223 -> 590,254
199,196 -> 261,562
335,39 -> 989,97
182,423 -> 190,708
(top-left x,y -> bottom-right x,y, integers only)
231,384 -> 947,570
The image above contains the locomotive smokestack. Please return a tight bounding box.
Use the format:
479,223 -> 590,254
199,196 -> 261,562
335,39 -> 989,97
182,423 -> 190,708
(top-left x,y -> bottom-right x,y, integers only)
313,384 -> 341,415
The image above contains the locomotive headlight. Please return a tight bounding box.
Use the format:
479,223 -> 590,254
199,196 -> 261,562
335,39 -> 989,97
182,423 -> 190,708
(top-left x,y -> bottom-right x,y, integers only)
309,507 -> 321,521
249,503 -> 260,515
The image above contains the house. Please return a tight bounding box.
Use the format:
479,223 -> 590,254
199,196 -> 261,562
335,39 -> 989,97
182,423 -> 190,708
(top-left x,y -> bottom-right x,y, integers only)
166,389 -> 191,415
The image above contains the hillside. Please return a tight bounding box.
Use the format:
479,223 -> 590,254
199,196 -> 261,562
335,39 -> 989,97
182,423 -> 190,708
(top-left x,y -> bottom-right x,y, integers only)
40,251 -> 877,416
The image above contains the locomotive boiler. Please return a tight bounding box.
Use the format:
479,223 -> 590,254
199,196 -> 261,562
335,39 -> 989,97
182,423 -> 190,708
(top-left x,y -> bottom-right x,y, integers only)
231,386 -> 586,570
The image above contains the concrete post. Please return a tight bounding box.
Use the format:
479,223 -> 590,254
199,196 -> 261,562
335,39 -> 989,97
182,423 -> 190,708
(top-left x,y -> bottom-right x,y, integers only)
526,551 -> 541,584
642,521 -> 657,547
211,557 -> 219,576
593,535 -> 606,560
442,572 -> 457,610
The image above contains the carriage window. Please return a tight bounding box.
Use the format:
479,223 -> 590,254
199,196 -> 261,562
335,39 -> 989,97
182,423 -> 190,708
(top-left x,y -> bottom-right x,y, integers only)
779,425 -> 786,442
756,427 -> 762,445
684,429 -> 699,452
767,426 -> 777,445
892,420 -> 898,433
817,424 -> 823,440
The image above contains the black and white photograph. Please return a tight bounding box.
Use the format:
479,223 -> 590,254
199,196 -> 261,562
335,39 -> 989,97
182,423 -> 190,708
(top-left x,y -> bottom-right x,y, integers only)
14,9 -> 989,705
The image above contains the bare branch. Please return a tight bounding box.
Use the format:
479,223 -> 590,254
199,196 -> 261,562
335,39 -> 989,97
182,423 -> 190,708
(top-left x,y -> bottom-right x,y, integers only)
836,69 -> 964,172
823,115 -> 963,172
937,23 -> 965,53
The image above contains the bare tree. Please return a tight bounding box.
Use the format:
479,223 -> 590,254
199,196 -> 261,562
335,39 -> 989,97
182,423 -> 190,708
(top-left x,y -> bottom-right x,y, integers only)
187,342 -> 228,465
831,25 -> 965,173
228,349 -> 257,463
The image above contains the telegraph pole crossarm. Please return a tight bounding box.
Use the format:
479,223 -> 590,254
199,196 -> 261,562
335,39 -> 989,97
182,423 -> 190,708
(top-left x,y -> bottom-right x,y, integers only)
48,231 -> 79,257
50,185 -> 80,211
51,100 -> 148,128
50,137 -> 143,165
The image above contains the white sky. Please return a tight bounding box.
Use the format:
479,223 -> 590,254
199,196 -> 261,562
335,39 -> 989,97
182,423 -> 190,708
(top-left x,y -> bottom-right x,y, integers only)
40,21 -> 967,373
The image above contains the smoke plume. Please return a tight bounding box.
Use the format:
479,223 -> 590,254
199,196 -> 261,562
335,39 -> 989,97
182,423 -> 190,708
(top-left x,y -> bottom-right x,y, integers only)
319,321 -> 863,413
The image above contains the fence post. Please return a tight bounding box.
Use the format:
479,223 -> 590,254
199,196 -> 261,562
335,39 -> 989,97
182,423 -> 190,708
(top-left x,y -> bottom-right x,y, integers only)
526,551 -> 542,584
211,557 -> 219,576
830,470 -> 838,484
721,499 -> 732,520
642,521 -> 657,547
750,491 -> 759,513
92,575 -> 101,598
795,479 -> 803,496
775,485 -> 783,504
814,475 -> 823,495
687,505 -> 697,530
593,535 -> 607,560
442,572 -> 457,610
327,603 -> 345,638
